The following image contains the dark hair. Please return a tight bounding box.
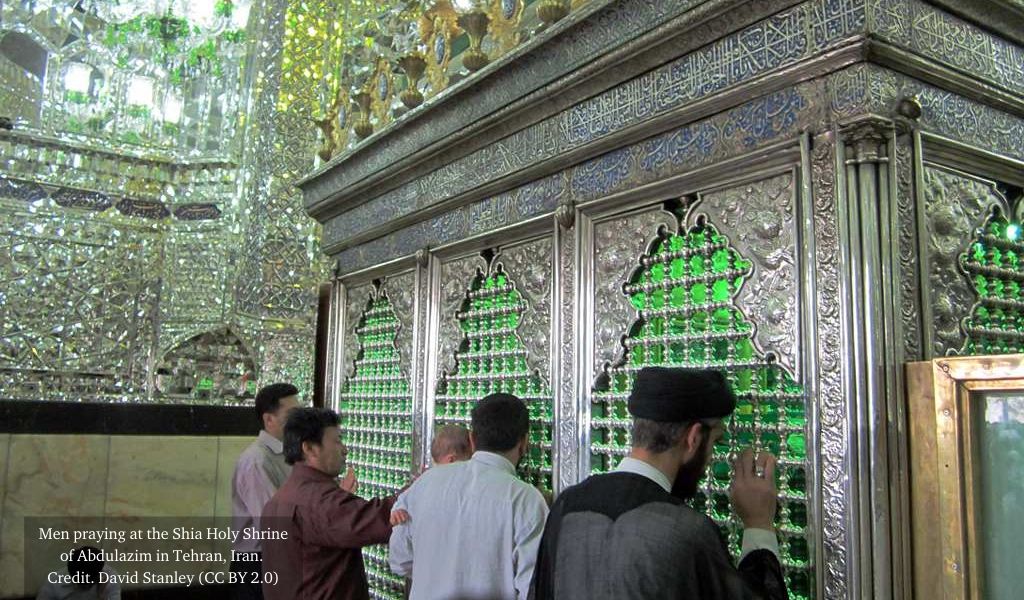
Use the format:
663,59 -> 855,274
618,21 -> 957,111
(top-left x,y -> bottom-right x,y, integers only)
283,407 -> 340,465
471,393 -> 529,452
631,417 -> 711,453
255,383 -> 299,427
68,546 -> 104,588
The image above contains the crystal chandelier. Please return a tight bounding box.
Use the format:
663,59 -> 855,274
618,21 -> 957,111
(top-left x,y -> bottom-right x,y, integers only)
94,0 -> 252,80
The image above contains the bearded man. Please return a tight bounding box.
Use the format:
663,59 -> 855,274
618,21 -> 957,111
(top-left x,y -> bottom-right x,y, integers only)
528,367 -> 788,600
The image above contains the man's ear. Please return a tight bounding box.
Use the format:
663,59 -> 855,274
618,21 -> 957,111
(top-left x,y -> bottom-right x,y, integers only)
680,422 -> 705,459
301,440 -> 316,461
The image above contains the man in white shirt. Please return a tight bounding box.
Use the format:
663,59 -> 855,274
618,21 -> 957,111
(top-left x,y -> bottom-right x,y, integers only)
230,383 -> 299,600
389,393 -> 549,600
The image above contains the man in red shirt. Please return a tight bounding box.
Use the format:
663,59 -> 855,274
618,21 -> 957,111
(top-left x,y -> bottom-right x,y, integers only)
261,407 -> 399,600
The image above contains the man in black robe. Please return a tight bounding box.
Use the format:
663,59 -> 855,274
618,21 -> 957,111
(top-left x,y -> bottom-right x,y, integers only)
529,367 -> 787,599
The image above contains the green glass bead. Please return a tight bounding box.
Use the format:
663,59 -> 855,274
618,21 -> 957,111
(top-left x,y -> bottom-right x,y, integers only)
631,345 -> 646,365
651,263 -> 665,283
689,255 -> 705,276
711,339 -> 729,361
711,308 -> 732,332
670,257 -> 685,279
688,340 -> 706,363
735,400 -> 754,424
669,342 -> 686,363
691,311 -> 708,332
989,219 -> 1006,237
711,249 -> 730,273
690,283 -> 707,304
712,279 -> 730,302
650,290 -> 665,310
734,368 -> 753,391
786,433 -> 806,459
712,461 -> 730,483
669,235 -> 685,252
649,344 -> 665,364
649,316 -> 665,336
669,315 -> 687,335
689,230 -> 706,248
972,242 -> 986,263
670,286 -> 686,308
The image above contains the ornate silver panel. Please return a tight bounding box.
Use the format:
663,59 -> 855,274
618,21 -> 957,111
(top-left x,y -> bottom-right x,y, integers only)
382,271 -> 417,379
694,172 -> 801,377
591,207 -> 676,381
921,166 -> 1006,357
811,134 -> 852,600
496,237 -> 553,383
555,220 -> 578,491
894,134 -> 922,361
435,254 -> 489,385
342,283 -> 374,379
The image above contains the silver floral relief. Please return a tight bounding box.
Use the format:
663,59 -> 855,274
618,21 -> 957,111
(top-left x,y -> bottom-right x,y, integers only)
592,208 -> 677,382
343,283 -> 374,380
812,136 -> 850,599
894,136 -> 922,361
383,271 -> 416,379
557,227 -> 578,490
437,254 -> 489,385
496,237 -> 553,384
923,167 -> 1005,357
694,172 -> 800,377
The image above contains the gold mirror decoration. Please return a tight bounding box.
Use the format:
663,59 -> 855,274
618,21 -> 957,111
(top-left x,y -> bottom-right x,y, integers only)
457,9 -> 491,72
397,52 -> 427,109
370,56 -> 394,126
488,0 -> 523,53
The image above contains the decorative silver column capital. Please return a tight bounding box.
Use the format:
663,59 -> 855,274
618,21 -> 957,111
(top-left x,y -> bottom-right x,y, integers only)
415,247 -> 430,268
842,118 -> 894,165
555,198 -> 576,230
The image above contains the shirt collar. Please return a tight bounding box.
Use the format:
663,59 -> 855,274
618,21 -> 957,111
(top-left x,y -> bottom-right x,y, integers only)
471,451 -> 516,475
615,457 -> 673,493
291,462 -> 335,482
258,429 -> 283,454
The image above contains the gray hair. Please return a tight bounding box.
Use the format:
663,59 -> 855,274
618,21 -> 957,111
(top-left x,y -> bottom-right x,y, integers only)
631,417 -> 718,453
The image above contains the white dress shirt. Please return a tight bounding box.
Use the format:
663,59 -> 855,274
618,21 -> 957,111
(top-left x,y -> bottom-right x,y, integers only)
389,451 -> 549,600
231,430 -> 291,553
614,457 -> 780,561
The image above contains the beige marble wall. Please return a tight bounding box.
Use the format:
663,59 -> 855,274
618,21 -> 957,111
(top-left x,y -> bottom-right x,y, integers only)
0,434 -> 255,599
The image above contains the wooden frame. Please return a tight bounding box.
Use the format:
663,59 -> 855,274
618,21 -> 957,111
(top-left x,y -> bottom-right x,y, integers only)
906,355 -> 1024,600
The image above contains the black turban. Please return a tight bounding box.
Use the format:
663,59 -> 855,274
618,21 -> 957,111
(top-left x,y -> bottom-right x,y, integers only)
627,367 -> 736,422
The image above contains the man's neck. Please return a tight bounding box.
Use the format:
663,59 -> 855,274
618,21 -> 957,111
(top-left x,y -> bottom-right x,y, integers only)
627,449 -> 678,485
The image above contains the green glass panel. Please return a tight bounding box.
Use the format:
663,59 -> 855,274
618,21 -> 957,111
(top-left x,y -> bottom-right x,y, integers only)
711,308 -> 732,332
691,311 -> 708,333
669,315 -> 687,335
711,249 -> 730,273
690,283 -> 707,304
651,263 -> 665,283
670,257 -> 686,279
786,433 -> 806,459
712,279 -> 730,302
690,255 -> 706,276
651,289 -> 665,310
670,286 -> 687,308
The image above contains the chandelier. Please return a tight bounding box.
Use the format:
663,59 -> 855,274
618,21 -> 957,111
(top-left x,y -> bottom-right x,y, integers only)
96,0 -> 251,80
